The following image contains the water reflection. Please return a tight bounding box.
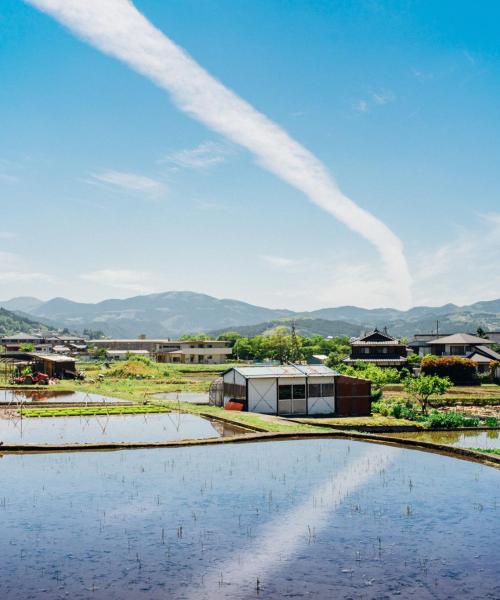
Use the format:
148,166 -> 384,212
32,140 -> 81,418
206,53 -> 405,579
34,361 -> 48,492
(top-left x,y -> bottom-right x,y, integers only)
381,429 -> 500,449
0,439 -> 498,599
152,391 -> 209,404
0,389 -> 129,404
0,412 -> 243,444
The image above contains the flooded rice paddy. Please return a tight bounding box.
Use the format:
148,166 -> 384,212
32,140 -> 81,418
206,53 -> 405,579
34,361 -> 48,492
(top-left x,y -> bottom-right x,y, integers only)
0,389 -> 130,405
0,413 -> 244,445
0,439 -> 498,599
382,429 -> 500,449
152,391 -> 209,404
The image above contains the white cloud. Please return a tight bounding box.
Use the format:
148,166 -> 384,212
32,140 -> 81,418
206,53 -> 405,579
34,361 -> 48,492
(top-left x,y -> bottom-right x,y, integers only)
412,213 -> 500,305
372,89 -> 395,105
87,170 -> 167,198
353,99 -> 369,113
353,90 -> 395,113
260,255 -> 304,271
0,232 -> 17,240
162,141 -> 229,170
0,251 -> 52,284
0,173 -> 19,184
26,0 -> 412,308
194,199 -> 227,211
80,269 -> 158,294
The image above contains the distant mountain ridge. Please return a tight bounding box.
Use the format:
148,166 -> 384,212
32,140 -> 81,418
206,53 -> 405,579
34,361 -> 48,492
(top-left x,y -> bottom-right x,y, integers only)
1,292 -> 499,339
0,307 -> 58,337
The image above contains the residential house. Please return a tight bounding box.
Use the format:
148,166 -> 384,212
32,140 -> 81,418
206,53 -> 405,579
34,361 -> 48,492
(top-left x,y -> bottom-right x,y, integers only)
90,338 -> 232,364
425,333 -> 500,373
343,329 -> 408,369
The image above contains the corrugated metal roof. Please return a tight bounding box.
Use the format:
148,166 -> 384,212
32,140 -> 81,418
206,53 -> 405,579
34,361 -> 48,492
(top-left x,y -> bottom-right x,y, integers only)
232,364 -> 337,378
28,353 -> 76,363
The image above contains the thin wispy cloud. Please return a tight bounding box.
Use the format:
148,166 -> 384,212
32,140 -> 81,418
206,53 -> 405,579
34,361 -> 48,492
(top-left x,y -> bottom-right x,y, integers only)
25,0 -> 412,307
353,90 -> 395,113
194,199 -> 228,211
81,269 -> 158,294
413,212 -> 500,305
0,232 -> 17,240
353,99 -> 369,113
162,140 -> 230,170
0,251 -> 52,283
260,254 -> 304,271
87,170 -> 166,199
372,89 -> 395,106
0,173 -> 19,184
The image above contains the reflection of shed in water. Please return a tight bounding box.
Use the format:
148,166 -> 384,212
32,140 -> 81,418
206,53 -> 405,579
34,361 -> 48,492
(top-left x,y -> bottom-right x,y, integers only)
28,353 -> 77,379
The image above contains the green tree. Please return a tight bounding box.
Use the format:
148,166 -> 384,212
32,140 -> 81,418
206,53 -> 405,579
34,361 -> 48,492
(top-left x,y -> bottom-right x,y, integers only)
19,342 -> 34,352
232,337 -> 254,361
289,322 -> 302,363
403,374 -> 452,414
267,326 -> 292,364
476,327 -> 486,338
217,332 -> 242,345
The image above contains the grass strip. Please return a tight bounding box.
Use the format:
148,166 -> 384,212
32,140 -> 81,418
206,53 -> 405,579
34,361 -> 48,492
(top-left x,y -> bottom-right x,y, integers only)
150,399 -> 333,433
471,448 -> 500,455
21,405 -> 171,418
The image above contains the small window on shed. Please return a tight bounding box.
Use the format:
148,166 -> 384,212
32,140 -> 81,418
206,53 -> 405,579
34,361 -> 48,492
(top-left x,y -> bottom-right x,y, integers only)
308,383 -> 321,397
292,385 -> 306,399
278,385 -> 292,400
321,383 -> 334,397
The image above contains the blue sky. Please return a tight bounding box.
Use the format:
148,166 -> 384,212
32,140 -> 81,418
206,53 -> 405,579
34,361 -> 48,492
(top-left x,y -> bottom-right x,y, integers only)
0,0 -> 499,309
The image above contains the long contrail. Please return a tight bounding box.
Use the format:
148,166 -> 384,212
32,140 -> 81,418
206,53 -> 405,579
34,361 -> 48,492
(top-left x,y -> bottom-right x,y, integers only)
25,0 -> 412,307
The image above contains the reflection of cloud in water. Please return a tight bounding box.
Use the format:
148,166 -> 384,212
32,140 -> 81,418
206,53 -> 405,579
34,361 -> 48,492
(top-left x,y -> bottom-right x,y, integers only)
189,446 -> 398,597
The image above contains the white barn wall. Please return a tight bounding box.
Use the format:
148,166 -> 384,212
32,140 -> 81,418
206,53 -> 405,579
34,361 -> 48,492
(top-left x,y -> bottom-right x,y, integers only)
247,377 -> 277,414
307,375 -> 335,415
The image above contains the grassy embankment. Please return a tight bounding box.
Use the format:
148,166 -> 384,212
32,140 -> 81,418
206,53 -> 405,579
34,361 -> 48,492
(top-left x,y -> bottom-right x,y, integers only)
472,448 -> 500,456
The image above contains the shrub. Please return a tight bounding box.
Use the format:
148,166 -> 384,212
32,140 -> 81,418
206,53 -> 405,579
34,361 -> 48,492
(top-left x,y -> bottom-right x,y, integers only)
371,398 -> 418,421
485,416 -> 499,427
404,374 -> 452,414
421,356 -> 478,385
425,410 -> 480,429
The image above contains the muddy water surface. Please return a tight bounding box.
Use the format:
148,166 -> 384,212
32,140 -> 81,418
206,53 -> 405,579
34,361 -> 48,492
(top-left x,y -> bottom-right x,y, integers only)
0,439 -> 498,599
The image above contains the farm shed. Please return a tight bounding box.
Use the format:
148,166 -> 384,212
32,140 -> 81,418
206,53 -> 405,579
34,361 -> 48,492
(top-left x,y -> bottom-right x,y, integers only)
28,353 -> 77,379
212,365 -> 371,416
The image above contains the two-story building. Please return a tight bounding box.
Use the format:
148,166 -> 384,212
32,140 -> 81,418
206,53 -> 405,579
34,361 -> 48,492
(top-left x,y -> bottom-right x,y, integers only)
343,329 -> 408,369
90,338 -> 232,364
425,333 -> 500,373
0,333 -> 51,353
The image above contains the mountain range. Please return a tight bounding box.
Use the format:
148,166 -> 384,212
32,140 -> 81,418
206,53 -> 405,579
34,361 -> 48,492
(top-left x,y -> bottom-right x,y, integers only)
1,292 -> 500,339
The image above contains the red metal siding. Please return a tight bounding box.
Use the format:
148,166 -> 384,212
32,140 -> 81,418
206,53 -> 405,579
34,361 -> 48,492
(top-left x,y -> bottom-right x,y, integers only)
335,376 -> 372,416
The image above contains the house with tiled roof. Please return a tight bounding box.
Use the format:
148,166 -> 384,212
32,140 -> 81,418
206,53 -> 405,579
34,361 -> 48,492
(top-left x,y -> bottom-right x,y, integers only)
343,328 -> 408,369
